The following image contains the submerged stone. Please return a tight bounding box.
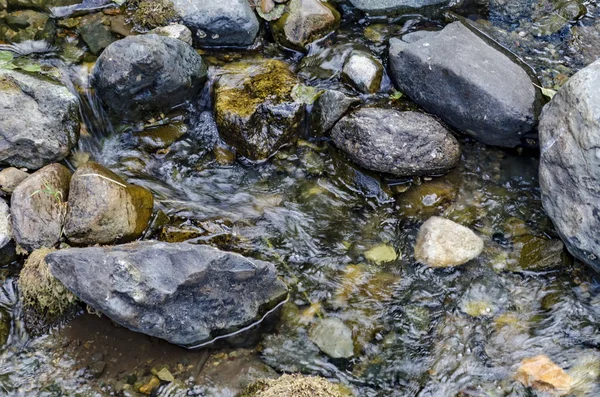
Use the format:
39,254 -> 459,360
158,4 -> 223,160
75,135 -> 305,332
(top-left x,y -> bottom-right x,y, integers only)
515,355 -> 573,396
414,217 -> 484,267
389,22 -> 541,147
46,241 -> 289,347
214,59 -> 304,160
0,70 -> 80,170
309,317 -> 354,358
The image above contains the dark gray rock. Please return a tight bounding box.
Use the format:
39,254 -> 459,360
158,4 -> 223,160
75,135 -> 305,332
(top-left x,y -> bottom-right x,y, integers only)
331,108 -> 461,177
539,58 -> 600,273
91,34 -> 207,120
348,0 -> 449,14
11,164 -> 71,252
171,0 -> 259,47
46,241 -> 289,347
0,70 -> 80,170
311,89 -> 359,134
389,22 -> 541,147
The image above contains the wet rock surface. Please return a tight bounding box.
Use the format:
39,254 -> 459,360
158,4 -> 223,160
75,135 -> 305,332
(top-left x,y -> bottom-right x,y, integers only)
47,241 -> 289,347
539,59 -> 600,273
91,34 -> 208,120
0,70 -> 80,170
214,59 -> 304,160
171,0 -> 260,47
341,50 -> 383,93
348,0 -> 449,14
331,108 -> 461,177
64,162 -> 154,246
311,89 -> 359,134
389,22 -> 541,147
11,163 -> 70,252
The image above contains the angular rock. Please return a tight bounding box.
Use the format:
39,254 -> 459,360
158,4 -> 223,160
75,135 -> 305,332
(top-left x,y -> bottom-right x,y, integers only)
311,89 -> 359,134
389,22 -> 541,147
0,200 -> 11,250
538,59 -> 600,273
515,355 -> 573,396
46,241 -> 289,347
150,23 -> 193,46
0,167 -> 29,195
214,59 -> 304,160
349,0 -> 449,14
331,108 -> 461,177
91,34 -> 208,120
342,50 -> 383,94
309,318 -> 354,359
272,0 -> 340,51
414,217 -> 484,267
171,0 -> 259,47
79,13 -> 115,55
11,164 -> 71,252
0,70 -> 80,170
64,162 -> 153,246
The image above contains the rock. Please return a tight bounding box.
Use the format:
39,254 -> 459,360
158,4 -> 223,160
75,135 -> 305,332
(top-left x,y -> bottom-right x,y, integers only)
414,217 -> 484,267
538,59 -> 600,273
309,318 -> 354,358
515,355 -> 573,396
139,376 -> 160,395
331,108 -> 461,177
64,162 -> 153,246
46,241 -> 289,347
89,361 -> 106,378
271,0 -> 340,51
510,236 -> 565,271
79,13 -> 115,55
348,0 -> 449,14
342,50 -> 383,94
311,89 -> 359,134
154,367 -> 174,383
240,374 -> 351,397
398,179 -> 458,219
0,10 -> 55,43
214,59 -> 304,160
91,34 -> 208,120
150,24 -> 193,45
389,22 -> 541,147
11,164 -> 71,252
171,0 -> 259,47
0,70 -> 80,170
0,168 -> 29,195
0,200 -> 11,248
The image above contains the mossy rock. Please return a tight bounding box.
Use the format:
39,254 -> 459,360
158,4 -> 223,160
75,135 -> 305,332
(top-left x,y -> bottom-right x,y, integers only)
214,59 -> 304,160
128,0 -> 177,31
240,374 -> 353,397
398,178 -> 458,219
18,248 -> 78,322
509,235 -> 566,271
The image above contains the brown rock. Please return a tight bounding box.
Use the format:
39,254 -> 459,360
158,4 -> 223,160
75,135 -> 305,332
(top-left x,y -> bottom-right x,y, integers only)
515,355 -> 573,396
0,167 -> 29,194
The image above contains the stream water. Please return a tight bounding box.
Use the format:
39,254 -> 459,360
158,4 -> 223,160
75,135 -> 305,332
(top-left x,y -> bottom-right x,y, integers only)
1,1 -> 600,396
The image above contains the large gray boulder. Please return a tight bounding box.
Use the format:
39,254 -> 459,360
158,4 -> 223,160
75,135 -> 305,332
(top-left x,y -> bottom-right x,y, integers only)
331,108 -> 461,177
0,70 -> 80,170
389,22 -> 541,147
11,163 -> 71,252
91,34 -> 208,120
64,162 -> 154,246
538,59 -> 600,273
46,241 -> 289,347
171,0 -> 259,47
348,0 -> 449,14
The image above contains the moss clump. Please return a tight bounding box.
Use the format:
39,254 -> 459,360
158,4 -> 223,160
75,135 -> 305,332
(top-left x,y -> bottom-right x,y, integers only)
18,248 -> 78,320
240,374 -> 352,397
129,0 -> 177,31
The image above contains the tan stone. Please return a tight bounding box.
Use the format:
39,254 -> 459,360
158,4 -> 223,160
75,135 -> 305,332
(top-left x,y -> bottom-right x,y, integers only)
515,355 -> 573,396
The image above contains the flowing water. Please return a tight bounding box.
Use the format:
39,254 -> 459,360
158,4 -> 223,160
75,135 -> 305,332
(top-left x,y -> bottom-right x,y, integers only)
1,1 -> 600,396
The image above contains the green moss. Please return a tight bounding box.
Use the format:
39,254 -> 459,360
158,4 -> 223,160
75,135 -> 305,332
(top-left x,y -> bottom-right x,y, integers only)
129,0 -> 176,31
18,248 -> 78,320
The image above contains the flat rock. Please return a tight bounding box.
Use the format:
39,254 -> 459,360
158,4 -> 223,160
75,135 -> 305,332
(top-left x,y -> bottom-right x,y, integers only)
0,70 -> 80,170
171,0 -> 259,47
91,34 -> 207,120
64,162 -> 154,246
538,58 -> 600,273
389,22 -> 541,147
515,355 -> 573,396
414,217 -> 484,267
331,108 -> 461,177
348,0 -> 449,14
11,163 -> 71,252
46,241 -> 289,347
311,89 -> 359,134
309,318 -> 354,358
